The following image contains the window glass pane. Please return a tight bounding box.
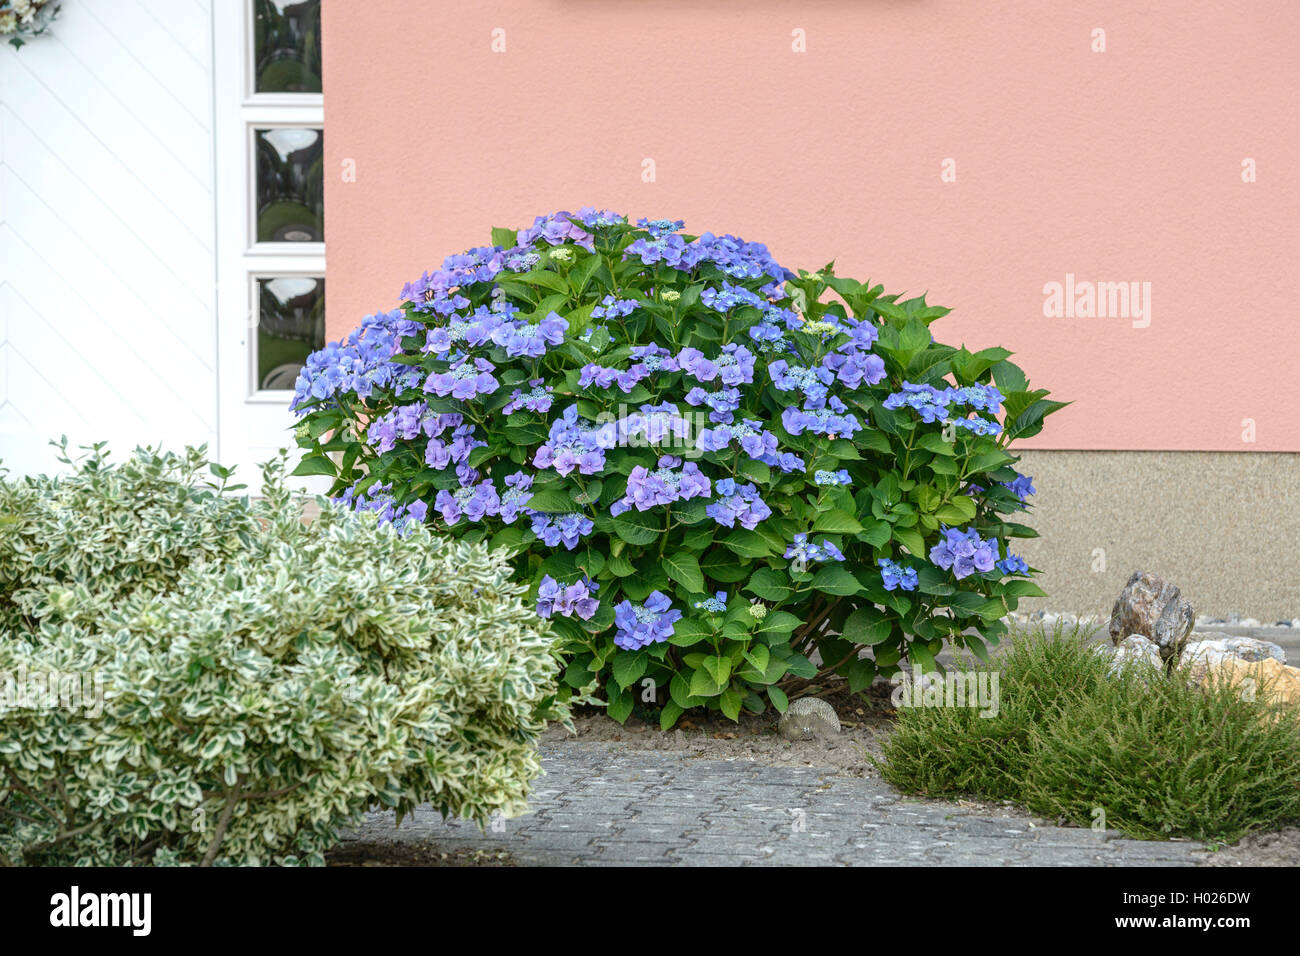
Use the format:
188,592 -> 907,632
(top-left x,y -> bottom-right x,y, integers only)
253,0 -> 322,93
255,127 -> 324,242
256,276 -> 324,391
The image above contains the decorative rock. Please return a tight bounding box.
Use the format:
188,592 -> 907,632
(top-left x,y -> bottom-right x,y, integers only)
1182,636 -> 1287,669
1108,571 -> 1194,664
778,697 -> 841,740
1104,634 -> 1163,676
1195,657 -> 1300,714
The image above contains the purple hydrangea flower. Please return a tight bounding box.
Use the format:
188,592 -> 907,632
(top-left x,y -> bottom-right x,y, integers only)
529,511 -> 595,550
498,471 -> 535,523
822,350 -> 886,389
694,592 -> 728,613
490,311 -> 568,358
878,558 -> 919,592
434,481 -> 501,525
424,356 -> 499,400
705,478 -> 771,530
684,386 -> 742,424
997,554 -> 1029,576
534,405 -> 617,476
613,590 -> 683,650
784,533 -> 846,567
929,526 -> 999,580
503,379 -> 554,414
780,399 -> 861,438
610,456 -> 711,515
768,359 -> 835,406
537,575 -> 600,620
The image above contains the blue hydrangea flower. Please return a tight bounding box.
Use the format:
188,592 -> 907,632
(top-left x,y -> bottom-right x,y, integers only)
529,511 -> 594,550
705,478 -> 772,530
929,526 -> 998,580
497,472 -> 535,523
613,590 -> 683,650
814,469 -> 852,486
423,356 -> 499,400
534,405 -> 617,476
878,558 -> 919,592
997,554 -> 1029,575
610,456 -> 711,515
434,481 -> 501,525
537,574 -> 600,620
784,533 -> 846,566
693,592 -> 728,613
489,312 -> 568,358
503,379 -> 555,415
1002,472 -> 1036,502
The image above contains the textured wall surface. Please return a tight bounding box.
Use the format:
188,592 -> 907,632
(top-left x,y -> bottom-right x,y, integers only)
0,0 -> 217,475
1011,450 -> 1300,620
321,0 -> 1299,452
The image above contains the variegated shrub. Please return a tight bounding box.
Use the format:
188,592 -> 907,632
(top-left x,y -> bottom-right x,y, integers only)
0,444 -> 567,866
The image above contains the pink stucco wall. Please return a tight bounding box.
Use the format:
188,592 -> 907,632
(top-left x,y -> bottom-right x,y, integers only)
321,0 -> 1299,451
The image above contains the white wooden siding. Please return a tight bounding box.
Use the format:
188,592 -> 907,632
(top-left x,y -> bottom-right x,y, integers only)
0,0 -> 218,477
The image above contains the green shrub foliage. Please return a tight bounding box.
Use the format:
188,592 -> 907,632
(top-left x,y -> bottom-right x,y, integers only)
881,625 -> 1300,842
0,445 -> 566,865
289,210 -> 1065,727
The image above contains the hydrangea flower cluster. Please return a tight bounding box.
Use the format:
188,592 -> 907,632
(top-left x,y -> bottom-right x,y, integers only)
929,526 -> 999,580
997,553 -> 1029,575
878,558 -> 919,592
693,592 -> 729,613
613,591 -> 683,650
292,210 -> 1059,728
705,478 -> 772,530
536,575 -> 600,621
610,456 -> 711,515
883,381 -> 1004,435
534,405 -> 617,476
784,533 -> 846,566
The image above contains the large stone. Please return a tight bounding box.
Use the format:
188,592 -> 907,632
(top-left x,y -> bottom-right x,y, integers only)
1103,634 -> 1163,676
1108,571 -> 1194,664
1193,656 -> 1300,715
1182,635 -> 1286,669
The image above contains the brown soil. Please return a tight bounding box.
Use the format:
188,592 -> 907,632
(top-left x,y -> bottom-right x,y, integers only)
541,678 -> 896,777
326,841 -> 514,867
1200,827 -> 1300,867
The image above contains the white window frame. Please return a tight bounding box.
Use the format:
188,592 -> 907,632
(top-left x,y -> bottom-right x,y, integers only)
215,0 -> 325,415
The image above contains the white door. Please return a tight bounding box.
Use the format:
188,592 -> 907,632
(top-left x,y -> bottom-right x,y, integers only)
0,0 -> 219,477
213,0 -> 327,490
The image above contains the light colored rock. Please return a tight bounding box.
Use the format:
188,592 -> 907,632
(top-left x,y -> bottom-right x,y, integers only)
1240,618 -> 1262,628
1182,636 -> 1286,669
1194,657 -> 1300,715
1104,634 -> 1163,676
1108,571 -> 1194,663
778,697 -> 841,740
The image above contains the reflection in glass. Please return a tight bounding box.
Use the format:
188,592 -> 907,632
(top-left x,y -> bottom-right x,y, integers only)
255,127 -> 324,242
256,276 -> 325,391
253,0 -> 322,93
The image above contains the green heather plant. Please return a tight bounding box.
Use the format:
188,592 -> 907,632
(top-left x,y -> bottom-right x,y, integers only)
0,444 -> 567,866
290,210 -> 1064,728
882,625 -> 1300,843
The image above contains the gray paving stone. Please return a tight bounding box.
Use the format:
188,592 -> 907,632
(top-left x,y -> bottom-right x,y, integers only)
338,744 -> 1209,867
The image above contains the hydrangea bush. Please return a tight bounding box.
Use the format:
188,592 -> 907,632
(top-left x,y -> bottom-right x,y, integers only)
291,210 -> 1064,728
0,445 -> 567,865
